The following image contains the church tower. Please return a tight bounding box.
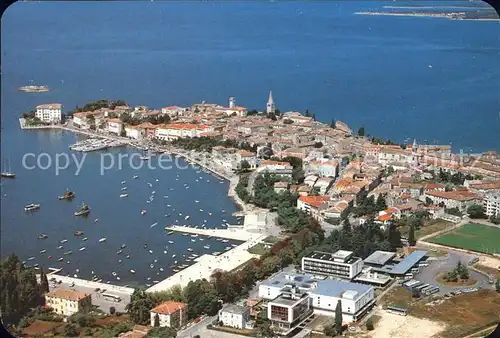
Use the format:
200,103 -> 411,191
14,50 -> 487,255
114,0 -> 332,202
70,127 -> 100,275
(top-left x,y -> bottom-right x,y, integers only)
266,90 -> 275,114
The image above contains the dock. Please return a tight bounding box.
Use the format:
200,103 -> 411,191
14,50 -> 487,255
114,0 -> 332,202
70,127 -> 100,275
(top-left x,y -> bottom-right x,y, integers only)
146,233 -> 266,293
165,225 -> 260,241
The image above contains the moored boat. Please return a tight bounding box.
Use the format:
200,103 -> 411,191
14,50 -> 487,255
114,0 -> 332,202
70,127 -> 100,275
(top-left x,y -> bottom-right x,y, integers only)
79,247 -> 86,251
38,234 -> 48,239
58,190 -> 75,200
74,203 -> 90,216
74,231 -> 84,236
24,203 -> 40,212
120,193 -> 129,198
99,237 -> 107,243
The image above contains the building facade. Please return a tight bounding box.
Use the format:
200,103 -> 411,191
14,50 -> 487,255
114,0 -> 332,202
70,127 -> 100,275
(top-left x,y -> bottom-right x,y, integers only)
36,103 -> 62,123
218,305 -> 251,329
44,288 -> 92,317
302,250 -> 363,280
267,287 -> 312,335
150,301 -> 187,328
484,192 -> 500,217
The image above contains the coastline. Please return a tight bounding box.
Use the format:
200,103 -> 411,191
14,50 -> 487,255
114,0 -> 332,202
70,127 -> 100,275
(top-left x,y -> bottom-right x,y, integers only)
354,12 -> 499,21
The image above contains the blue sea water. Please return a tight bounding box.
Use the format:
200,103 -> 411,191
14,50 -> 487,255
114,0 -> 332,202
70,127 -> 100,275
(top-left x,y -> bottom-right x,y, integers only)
1,1 -> 499,284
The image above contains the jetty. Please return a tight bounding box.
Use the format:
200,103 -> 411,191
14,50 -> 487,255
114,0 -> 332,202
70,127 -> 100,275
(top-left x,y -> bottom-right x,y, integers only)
146,233 -> 266,293
165,225 -> 259,241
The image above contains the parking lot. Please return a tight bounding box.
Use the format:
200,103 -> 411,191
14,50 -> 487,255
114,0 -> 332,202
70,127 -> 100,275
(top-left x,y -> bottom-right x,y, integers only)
410,251 -> 493,295
48,278 -> 131,314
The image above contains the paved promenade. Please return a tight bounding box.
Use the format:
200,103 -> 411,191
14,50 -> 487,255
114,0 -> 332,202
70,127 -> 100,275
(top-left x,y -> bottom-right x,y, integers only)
44,273 -> 135,295
146,234 -> 266,293
165,225 -> 261,241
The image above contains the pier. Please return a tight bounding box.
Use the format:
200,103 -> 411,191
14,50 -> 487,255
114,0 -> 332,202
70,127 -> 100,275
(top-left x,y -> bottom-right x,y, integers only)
165,225 -> 261,241
146,233 -> 266,293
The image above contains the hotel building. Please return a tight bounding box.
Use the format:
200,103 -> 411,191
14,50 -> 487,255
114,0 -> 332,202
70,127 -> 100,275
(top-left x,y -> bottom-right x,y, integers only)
150,301 -> 187,328
44,288 -> 92,317
35,103 -> 62,123
301,250 -> 363,280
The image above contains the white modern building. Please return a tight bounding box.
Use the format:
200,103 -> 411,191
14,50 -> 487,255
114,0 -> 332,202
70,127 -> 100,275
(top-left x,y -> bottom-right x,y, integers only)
218,304 -> 251,329
36,103 -> 62,123
484,192 -> 500,217
155,123 -> 211,141
259,272 -> 375,332
301,250 -> 363,280
124,125 -> 145,140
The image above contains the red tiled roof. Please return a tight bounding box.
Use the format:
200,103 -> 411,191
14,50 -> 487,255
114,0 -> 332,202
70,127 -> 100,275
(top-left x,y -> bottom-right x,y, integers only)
298,195 -> 329,208
151,301 -> 186,315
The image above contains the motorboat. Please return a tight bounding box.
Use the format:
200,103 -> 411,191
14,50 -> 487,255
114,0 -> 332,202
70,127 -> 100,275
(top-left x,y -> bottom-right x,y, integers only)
222,239 -> 229,243
121,244 -> 126,249
126,255 -> 131,259
167,231 -> 174,235
120,193 -> 128,198
112,272 -> 117,276
191,239 -> 196,242
150,264 -> 154,269
64,251 -> 72,255
60,239 -> 68,244
39,249 -> 47,254
117,250 -> 123,255
159,267 -> 164,272
148,250 -> 153,254
187,248 -> 193,252
168,240 -> 174,244
94,218 -> 99,223
130,269 -> 135,274
204,245 -> 211,249
58,190 -> 75,200
24,203 -> 40,212
121,181 -> 126,184
74,231 -> 84,236
141,209 -> 147,215
56,245 -> 63,250
82,237 -> 88,241
190,234 -> 198,238
172,254 -> 176,258
38,234 -> 48,239
121,187 -> 127,191
74,203 -> 90,216
58,257 -> 63,262
133,175 -> 138,179
150,222 -> 158,228
99,237 -> 107,243
79,247 -> 86,251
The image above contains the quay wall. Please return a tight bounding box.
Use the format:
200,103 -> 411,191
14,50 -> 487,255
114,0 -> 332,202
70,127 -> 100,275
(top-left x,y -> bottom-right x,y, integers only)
42,273 -> 135,295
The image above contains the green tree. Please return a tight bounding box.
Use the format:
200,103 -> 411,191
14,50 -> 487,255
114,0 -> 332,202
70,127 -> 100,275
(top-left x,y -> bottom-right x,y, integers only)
330,118 -> 336,128
126,289 -> 154,325
109,306 -> 116,315
304,109 -> 310,117
335,299 -> 342,334
358,126 -> 365,137
39,268 -> 49,294
467,204 -> 486,219
495,279 -> 500,292
312,113 -> 316,121
408,224 -> 416,246
63,323 -> 79,337
154,313 -> 160,327
240,160 -> 250,171
375,194 -> 387,212
146,326 -> 177,338
324,324 -> 337,337
366,317 -> 374,331
256,322 -> 275,337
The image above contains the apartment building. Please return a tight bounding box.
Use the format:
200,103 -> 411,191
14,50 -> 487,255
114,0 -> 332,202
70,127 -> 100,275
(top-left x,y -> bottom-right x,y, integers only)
484,192 -> 500,217
36,103 -> 62,123
267,286 -> 313,335
45,288 -> 92,317
301,250 -> 363,280
150,301 -> 187,328
424,190 -> 482,211
218,304 -> 251,329
155,123 -> 211,141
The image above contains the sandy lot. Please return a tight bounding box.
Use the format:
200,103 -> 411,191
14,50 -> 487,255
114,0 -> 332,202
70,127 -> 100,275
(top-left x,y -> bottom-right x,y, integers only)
367,311 -> 445,338
477,256 -> 500,270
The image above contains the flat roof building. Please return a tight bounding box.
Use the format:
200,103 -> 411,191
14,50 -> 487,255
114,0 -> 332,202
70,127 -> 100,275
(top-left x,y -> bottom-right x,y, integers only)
302,250 -> 363,280
363,251 -> 396,267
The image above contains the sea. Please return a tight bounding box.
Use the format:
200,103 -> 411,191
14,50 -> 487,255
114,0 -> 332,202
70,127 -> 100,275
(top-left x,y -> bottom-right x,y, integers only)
1,1 -> 499,285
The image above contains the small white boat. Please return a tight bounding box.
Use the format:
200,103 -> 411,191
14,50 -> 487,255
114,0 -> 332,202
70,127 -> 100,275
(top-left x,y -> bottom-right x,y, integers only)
191,234 -> 198,238
194,200 -> 199,203
141,209 -> 147,215
187,248 -> 193,252
150,264 -> 154,269
99,237 -> 107,243
146,200 -> 151,204
160,267 -> 164,272
154,259 -> 158,263
148,250 -> 153,254
121,187 -> 127,191
204,245 -> 211,249
121,244 -> 126,249
60,239 -> 68,244
24,203 -> 41,212
222,239 -> 229,243
116,277 -> 121,280
133,175 -> 138,179
152,191 -> 156,195
79,247 -> 86,251
150,222 -> 158,228
167,204 -> 171,207
172,254 -> 176,258
185,215 -> 190,220
155,179 -> 159,182
28,256 -> 35,261
82,237 -> 88,241
120,194 -> 128,198
57,245 -> 63,250
191,239 -> 196,242
168,240 -> 174,244
58,257 -> 63,262
121,180 -> 126,184
208,212 -> 212,216
39,249 -> 47,254
112,271 -> 117,276
94,218 -> 99,223
130,269 -> 136,274
117,250 -> 123,255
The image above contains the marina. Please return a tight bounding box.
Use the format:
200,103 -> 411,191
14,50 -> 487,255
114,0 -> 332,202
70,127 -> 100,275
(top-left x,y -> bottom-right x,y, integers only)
69,138 -> 125,152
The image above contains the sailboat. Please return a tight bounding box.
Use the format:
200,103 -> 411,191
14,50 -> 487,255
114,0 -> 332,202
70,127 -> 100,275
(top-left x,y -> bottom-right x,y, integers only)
1,158 -> 15,178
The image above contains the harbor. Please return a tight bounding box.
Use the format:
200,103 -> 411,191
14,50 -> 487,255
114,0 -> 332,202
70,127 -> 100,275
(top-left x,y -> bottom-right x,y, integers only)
69,138 -> 125,152
164,225 -> 259,241
1,130 -> 245,287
